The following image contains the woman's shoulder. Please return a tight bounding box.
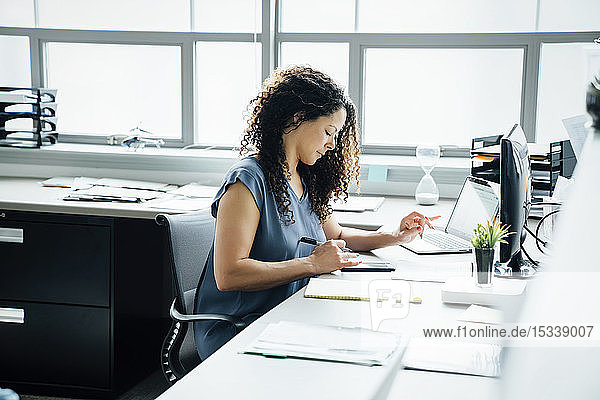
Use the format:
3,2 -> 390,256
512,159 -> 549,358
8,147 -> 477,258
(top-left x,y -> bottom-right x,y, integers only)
225,156 -> 266,183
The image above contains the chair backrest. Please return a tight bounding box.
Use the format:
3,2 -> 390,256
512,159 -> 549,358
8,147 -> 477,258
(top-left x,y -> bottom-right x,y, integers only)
156,210 -> 215,315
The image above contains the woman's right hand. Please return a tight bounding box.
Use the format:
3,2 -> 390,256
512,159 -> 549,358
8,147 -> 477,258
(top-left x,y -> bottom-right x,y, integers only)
308,240 -> 361,274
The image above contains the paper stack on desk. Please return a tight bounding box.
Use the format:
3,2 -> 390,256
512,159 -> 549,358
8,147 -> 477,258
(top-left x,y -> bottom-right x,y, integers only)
331,196 -> 385,212
244,321 -> 401,366
401,338 -> 502,377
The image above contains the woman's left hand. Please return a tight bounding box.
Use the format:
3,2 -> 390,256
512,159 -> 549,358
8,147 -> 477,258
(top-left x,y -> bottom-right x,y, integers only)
393,211 -> 435,243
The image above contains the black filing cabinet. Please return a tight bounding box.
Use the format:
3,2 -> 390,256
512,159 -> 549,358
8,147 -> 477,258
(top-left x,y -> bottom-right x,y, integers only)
0,210 -> 170,397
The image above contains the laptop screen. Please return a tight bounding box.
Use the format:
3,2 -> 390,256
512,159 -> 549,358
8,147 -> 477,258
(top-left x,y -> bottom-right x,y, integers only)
446,177 -> 499,241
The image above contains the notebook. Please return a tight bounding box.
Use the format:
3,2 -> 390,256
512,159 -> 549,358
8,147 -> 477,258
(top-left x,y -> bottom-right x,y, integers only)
304,277 -> 370,301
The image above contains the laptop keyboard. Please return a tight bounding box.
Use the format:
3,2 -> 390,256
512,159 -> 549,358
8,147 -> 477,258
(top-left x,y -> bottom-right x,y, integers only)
422,231 -> 469,250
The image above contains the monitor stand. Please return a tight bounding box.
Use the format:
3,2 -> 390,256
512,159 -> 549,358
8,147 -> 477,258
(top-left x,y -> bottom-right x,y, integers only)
494,251 -> 536,278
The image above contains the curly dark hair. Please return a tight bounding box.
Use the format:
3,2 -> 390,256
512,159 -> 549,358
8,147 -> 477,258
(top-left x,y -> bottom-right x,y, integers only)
240,65 -> 360,225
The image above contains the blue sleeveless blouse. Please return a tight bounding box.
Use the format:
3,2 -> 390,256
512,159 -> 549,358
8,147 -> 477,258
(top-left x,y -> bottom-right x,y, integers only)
193,157 -> 326,359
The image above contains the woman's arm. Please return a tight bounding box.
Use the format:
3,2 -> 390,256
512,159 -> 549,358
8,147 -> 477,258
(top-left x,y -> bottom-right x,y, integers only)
214,181 -> 360,292
322,212 -> 433,252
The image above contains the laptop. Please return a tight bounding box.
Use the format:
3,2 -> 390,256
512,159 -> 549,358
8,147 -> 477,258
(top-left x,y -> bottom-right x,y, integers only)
401,176 -> 499,255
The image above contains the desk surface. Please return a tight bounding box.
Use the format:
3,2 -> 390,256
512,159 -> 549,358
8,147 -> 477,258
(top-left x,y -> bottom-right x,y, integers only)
156,261 -> 501,400
155,196 -> 502,400
0,176 -> 456,227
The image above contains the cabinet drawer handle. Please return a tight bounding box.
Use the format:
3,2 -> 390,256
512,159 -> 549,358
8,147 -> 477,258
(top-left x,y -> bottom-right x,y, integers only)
0,227 -> 23,243
0,307 -> 25,324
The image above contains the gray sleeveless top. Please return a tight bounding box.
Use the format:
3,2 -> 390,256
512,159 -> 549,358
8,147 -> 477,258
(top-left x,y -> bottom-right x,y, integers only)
194,156 -> 326,360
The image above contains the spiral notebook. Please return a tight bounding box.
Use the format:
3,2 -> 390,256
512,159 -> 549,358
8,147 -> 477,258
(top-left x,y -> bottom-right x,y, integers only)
304,277 -> 370,301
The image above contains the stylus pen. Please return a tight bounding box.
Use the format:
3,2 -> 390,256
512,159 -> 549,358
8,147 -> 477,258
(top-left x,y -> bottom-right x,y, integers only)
299,236 -> 353,252
340,266 -> 395,272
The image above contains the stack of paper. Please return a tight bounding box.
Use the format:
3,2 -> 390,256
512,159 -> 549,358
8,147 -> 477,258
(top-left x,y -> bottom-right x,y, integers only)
244,321 -> 401,366
390,260 -> 469,283
331,196 -> 385,212
94,178 -> 173,191
146,196 -> 213,211
70,185 -> 164,201
41,176 -> 99,189
168,182 -> 219,198
401,338 -> 502,377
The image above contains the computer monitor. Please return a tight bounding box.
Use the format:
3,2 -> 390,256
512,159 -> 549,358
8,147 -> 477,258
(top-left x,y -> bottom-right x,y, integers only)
498,123 -> 535,277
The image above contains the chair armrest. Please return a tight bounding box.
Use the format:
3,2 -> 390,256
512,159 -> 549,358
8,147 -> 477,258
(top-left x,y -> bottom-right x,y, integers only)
169,299 -> 247,332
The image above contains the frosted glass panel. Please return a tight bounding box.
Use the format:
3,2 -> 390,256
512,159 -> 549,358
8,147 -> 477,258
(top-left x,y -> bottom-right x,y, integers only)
193,0 -> 261,33
196,42 -> 261,146
280,0 -> 354,33
538,0 -> 600,32
280,42 -> 349,91
46,43 -> 181,138
536,43 -> 600,143
363,48 -> 524,146
38,0 -> 190,31
0,36 -> 31,86
358,0 -> 536,33
0,0 -> 35,27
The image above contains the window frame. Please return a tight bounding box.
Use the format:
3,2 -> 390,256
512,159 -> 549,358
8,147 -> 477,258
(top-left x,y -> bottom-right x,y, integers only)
0,0 -> 598,155
276,31 -> 600,156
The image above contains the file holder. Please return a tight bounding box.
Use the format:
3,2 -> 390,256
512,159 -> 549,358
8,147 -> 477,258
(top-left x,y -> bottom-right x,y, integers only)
0,87 -> 58,148
471,135 -> 576,200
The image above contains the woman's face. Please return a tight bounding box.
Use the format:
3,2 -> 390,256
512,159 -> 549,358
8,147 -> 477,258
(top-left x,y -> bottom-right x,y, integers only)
291,108 -> 347,166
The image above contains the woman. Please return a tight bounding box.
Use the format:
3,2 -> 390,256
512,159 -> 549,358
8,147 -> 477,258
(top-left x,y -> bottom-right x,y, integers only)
194,65 -> 432,360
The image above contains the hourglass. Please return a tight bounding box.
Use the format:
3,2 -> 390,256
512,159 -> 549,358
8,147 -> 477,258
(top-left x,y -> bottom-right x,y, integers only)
415,144 -> 440,205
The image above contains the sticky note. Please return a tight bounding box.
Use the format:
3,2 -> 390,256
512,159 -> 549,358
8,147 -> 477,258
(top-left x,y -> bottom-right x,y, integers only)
367,165 -> 388,182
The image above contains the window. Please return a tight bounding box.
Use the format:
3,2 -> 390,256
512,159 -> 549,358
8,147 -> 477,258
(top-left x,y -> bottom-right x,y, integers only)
279,42 -> 349,90
537,0 -> 600,32
0,0 -> 34,28
193,0 -> 261,33
536,42 -> 600,143
0,0 -> 598,150
196,42 -> 262,145
280,0 -> 354,33
0,35 -> 31,86
357,0 -> 537,33
37,0 -> 191,31
363,48 -> 524,146
46,43 -> 182,138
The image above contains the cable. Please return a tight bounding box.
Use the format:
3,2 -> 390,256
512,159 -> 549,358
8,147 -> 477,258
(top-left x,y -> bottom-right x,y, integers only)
524,224 -> 547,249
520,245 -> 540,267
534,209 -> 561,255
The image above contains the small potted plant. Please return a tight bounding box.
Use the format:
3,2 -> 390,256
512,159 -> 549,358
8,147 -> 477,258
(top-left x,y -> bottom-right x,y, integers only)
471,219 -> 513,287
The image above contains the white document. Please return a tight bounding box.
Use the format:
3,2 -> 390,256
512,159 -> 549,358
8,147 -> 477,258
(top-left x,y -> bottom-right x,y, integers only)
331,196 -> 385,212
402,338 -> 502,377
95,178 -> 171,191
390,260 -> 469,283
147,196 -> 212,211
168,183 -> 219,198
562,114 -> 590,160
244,321 -> 401,366
458,304 -> 503,325
41,176 -> 99,189
72,185 -> 164,201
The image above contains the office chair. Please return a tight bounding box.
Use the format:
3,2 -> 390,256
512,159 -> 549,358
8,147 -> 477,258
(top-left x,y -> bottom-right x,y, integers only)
156,211 -> 246,385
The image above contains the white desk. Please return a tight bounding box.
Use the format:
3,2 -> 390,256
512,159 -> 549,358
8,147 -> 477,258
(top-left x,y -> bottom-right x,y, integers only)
156,271 -> 501,400
0,178 -> 506,398
156,198 -> 503,400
